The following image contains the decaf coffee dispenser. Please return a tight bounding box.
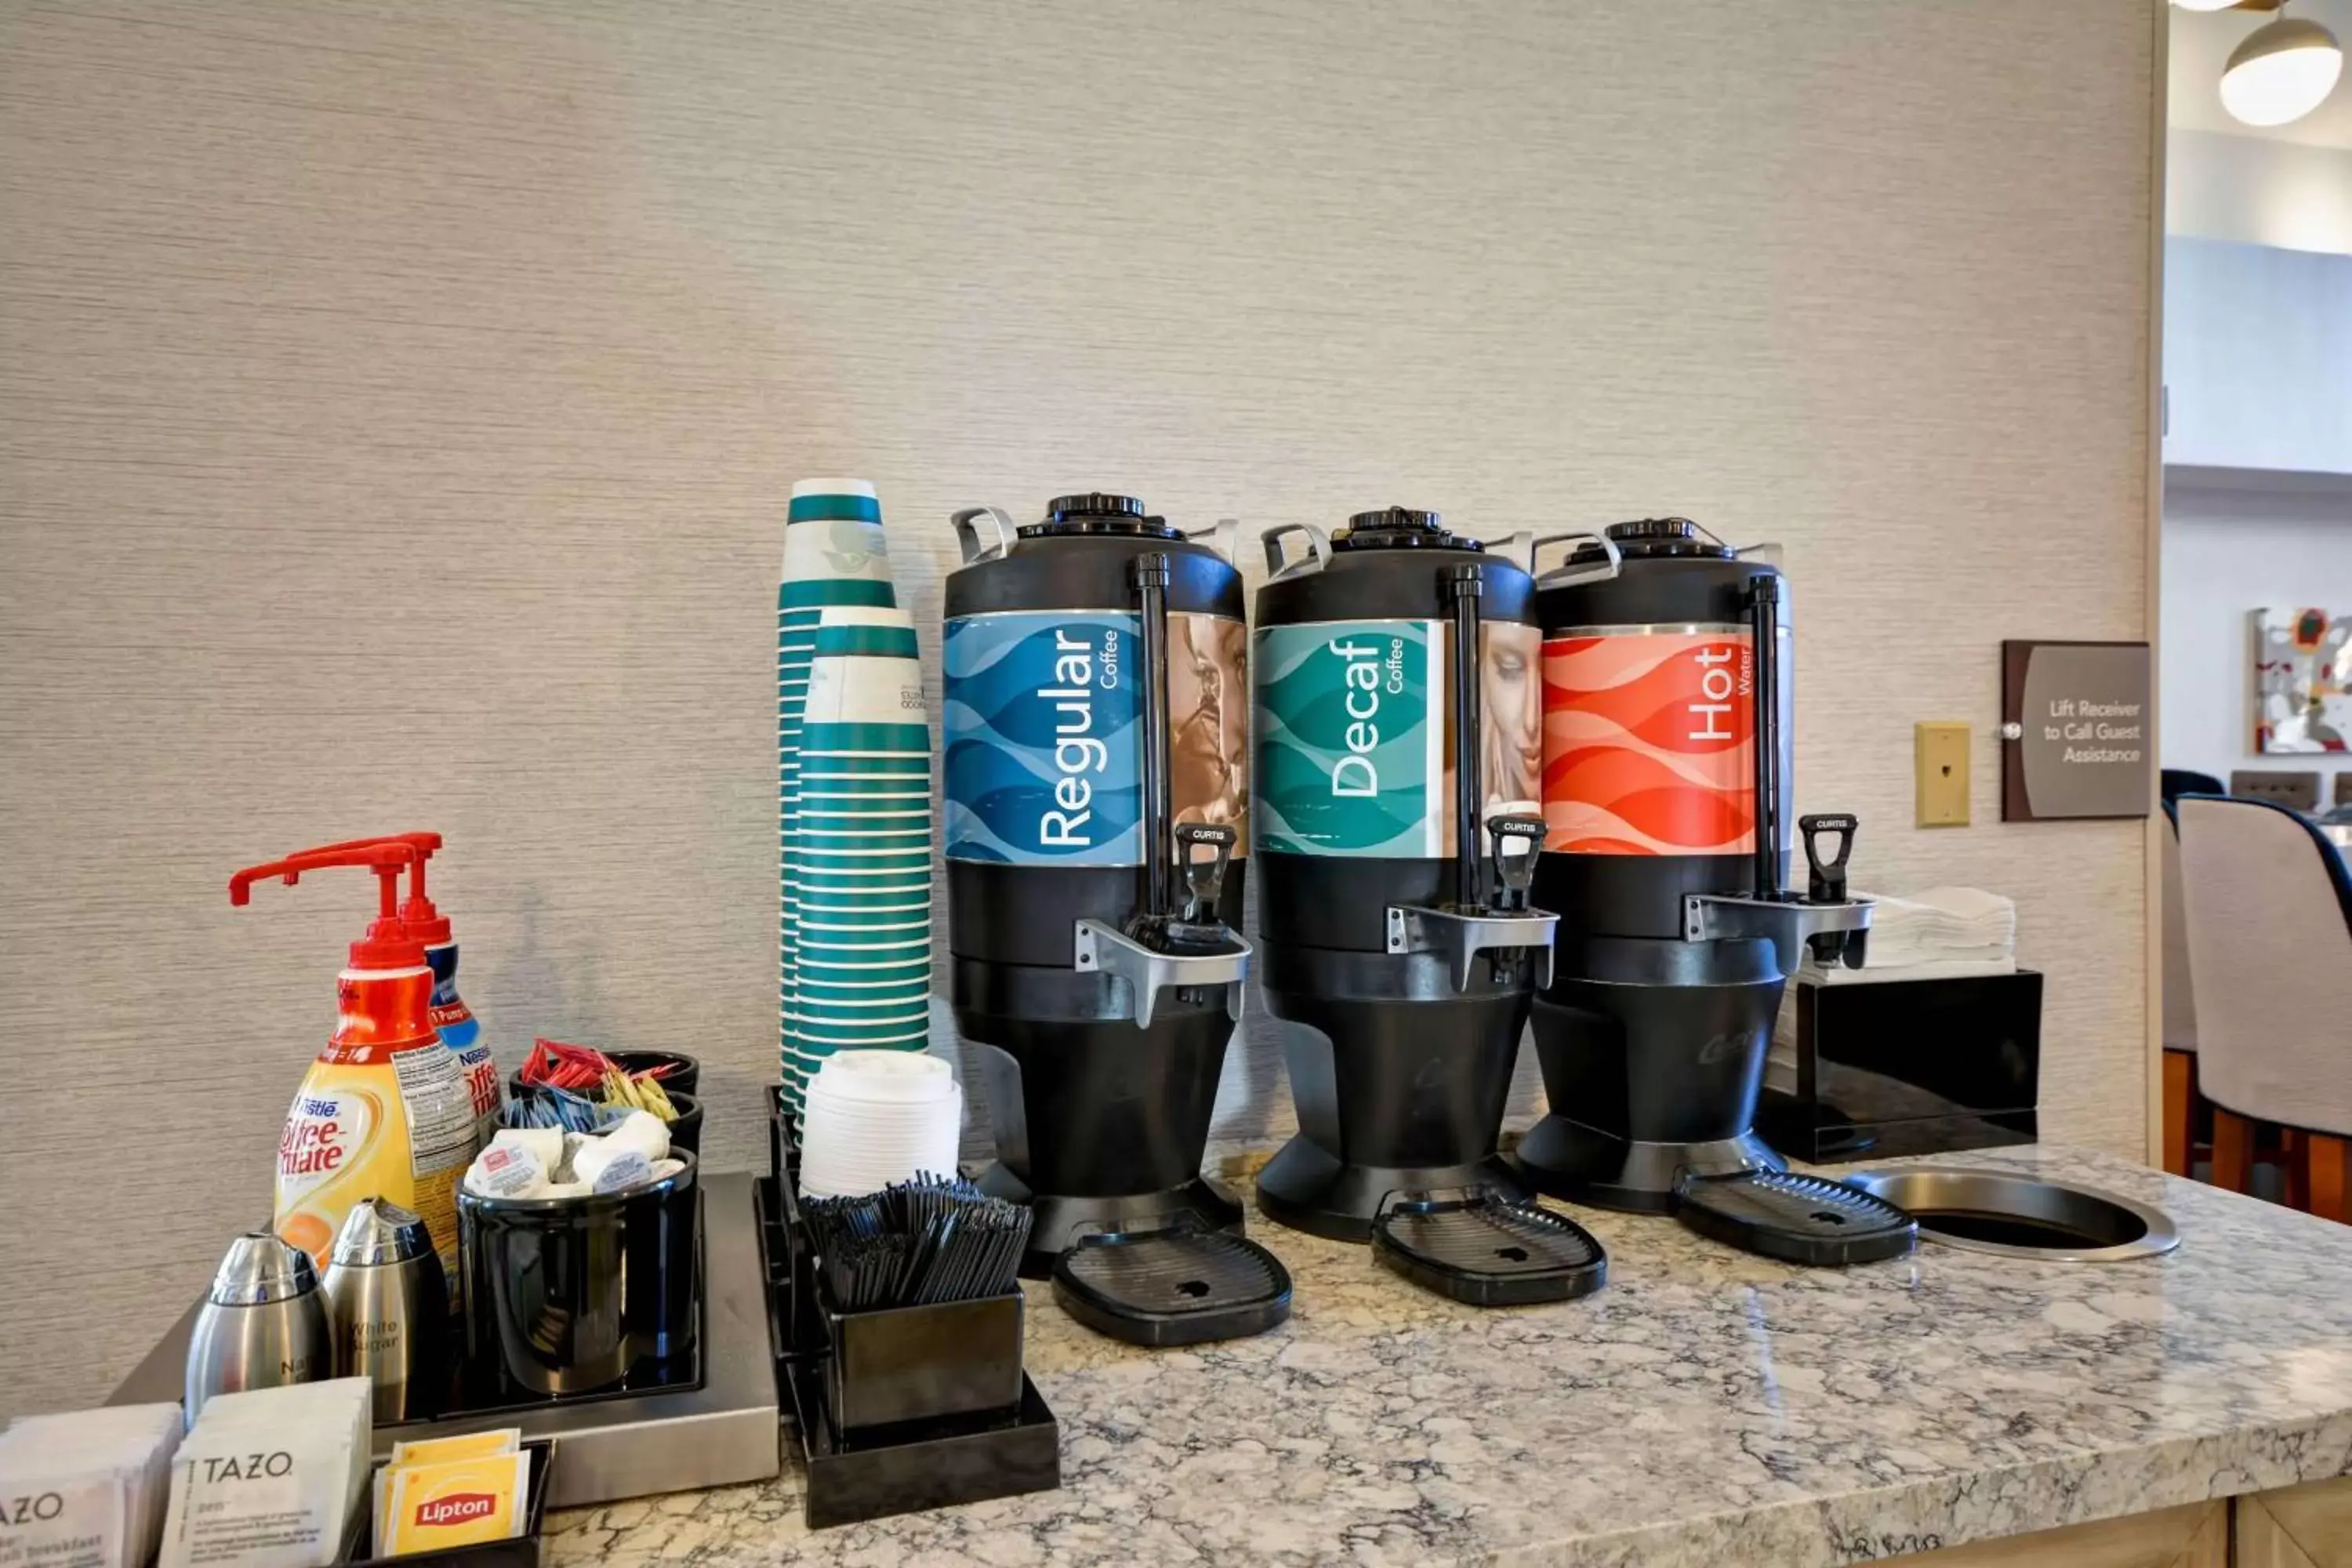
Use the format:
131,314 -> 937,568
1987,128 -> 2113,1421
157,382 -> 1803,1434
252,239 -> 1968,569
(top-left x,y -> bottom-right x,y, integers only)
1516,518 -> 1909,1262
1250,508 -> 1560,1241
944,493 -> 1290,1342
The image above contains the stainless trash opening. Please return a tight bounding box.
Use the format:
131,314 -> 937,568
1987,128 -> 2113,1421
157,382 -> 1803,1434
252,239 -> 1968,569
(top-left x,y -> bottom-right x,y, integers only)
1843,1168 -> 2179,1261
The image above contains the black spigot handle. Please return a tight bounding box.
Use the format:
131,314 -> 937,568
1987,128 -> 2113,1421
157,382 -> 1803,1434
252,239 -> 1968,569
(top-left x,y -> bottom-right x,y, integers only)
1798,813 -> 1857,904
1174,821 -> 1236,925
1485,813 -> 1546,913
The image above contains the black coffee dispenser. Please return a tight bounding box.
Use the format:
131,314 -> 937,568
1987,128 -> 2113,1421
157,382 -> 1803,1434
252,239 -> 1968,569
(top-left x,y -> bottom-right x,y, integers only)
1250,508 -> 1562,1242
1515,519 -> 1911,1263
942,494 -> 1290,1341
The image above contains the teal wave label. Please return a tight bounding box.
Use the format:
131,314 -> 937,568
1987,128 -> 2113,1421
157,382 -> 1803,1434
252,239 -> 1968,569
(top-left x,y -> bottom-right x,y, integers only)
1254,619 -> 1441,856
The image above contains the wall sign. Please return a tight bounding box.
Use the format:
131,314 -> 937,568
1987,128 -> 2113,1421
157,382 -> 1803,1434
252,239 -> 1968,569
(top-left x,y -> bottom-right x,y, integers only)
2000,641 -> 2152,822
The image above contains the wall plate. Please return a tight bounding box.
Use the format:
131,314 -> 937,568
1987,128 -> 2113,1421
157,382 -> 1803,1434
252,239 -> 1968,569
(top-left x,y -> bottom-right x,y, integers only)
1916,722 -> 1971,826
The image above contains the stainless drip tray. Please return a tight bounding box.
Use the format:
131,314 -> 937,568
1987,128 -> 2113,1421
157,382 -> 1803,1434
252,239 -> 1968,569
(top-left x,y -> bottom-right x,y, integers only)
1842,1167 -> 2179,1261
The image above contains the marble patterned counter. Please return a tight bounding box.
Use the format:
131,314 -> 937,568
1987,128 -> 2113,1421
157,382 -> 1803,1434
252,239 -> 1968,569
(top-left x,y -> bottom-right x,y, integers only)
546,1145 -> 2352,1566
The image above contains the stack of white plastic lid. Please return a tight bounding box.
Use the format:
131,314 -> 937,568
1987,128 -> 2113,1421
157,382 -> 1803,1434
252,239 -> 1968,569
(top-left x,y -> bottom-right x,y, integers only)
798,1051 -> 963,1200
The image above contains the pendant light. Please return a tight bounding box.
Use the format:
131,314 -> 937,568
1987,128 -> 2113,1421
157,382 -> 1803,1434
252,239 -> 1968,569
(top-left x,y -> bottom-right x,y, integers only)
2220,6 -> 2345,128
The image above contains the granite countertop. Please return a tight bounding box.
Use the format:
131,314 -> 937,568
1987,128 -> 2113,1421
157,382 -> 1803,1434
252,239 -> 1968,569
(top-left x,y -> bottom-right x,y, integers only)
547,1145 -> 2352,1566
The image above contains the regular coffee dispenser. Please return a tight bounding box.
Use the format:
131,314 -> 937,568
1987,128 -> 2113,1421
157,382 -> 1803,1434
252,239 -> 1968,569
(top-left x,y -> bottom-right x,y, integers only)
943,493 -> 1291,1343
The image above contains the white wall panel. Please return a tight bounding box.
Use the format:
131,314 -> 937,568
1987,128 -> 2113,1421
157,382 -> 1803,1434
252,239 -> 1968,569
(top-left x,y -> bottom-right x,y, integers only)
0,0 -> 2154,1418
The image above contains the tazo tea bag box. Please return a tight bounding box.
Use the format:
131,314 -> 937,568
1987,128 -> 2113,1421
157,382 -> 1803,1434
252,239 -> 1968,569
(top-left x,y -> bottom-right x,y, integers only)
0,1403 -> 180,1568
379,1450 -> 532,1555
159,1380 -> 370,1568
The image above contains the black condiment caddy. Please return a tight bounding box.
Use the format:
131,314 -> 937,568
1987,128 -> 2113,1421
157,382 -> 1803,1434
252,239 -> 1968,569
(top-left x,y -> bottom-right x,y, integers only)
762,1090 -> 1060,1529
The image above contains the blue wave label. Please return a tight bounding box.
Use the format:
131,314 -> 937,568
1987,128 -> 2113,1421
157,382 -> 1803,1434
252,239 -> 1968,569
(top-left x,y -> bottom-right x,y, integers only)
944,611 -> 1142,866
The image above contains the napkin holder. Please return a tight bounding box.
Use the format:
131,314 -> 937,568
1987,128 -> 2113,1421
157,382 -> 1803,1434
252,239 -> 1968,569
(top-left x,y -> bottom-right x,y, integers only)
1761,969 -> 2042,1161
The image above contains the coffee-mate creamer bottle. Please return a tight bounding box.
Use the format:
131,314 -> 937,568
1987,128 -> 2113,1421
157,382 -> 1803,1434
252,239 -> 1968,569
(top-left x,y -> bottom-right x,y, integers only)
230,841 -> 478,1301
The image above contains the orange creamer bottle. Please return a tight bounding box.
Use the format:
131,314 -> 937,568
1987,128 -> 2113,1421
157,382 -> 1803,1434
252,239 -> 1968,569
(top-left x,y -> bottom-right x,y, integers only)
231,843 -> 479,1305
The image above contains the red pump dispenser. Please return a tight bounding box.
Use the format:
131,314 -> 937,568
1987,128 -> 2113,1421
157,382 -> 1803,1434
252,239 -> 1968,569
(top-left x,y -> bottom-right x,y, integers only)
291,833 -> 452,944
230,840 -> 477,1280
231,841 -> 426,970
262,833 -> 501,1139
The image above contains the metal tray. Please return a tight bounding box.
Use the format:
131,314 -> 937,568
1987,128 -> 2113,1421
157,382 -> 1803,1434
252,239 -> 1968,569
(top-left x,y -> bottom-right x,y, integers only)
111,1176 -> 781,1508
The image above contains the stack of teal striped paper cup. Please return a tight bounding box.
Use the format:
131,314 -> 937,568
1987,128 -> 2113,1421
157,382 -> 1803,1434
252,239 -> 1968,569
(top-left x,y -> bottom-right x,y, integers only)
776,477 -> 931,1112
783,611 -> 934,1109
779,478 -> 909,1103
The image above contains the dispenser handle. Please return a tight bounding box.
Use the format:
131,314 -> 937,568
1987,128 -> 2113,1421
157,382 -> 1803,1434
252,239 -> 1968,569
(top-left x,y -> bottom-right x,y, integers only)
285,833 -> 442,898
1261,522 -> 1332,582
1182,517 -> 1242,565
1132,552 -> 1177,920
1174,822 -> 1236,924
1798,813 -> 1857,905
1485,814 -> 1546,913
1798,813 -> 1866,968
229,843 -> 414,912
1530,530 -> 1624,589
1748,572 -> 1784,899
950,505 -> 1015,565
296,833 -> 443,858
1481,530 -> 1537,575
1445,564 -> 1487,910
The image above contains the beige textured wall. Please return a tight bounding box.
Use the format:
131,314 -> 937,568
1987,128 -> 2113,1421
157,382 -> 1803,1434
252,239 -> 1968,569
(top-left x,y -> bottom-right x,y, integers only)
0,0 -> 2155,1420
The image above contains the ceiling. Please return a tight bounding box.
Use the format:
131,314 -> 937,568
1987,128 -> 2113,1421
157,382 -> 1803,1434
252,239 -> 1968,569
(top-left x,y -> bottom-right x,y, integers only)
2169,0 -> 2352,147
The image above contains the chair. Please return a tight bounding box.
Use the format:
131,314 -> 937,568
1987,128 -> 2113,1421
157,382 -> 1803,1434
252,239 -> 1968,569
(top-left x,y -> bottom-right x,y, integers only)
2174,795 -> 2352,1221
2161,768 -> 2224,804
2230,770 -> 2321,813
2158,808 -> 2201,1175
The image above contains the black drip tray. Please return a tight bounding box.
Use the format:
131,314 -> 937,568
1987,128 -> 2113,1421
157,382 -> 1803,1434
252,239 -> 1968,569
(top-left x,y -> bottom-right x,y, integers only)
1371,1193 -> 1607,1306
1051,1229 -> 1293,1346
1675,1170 -> 1917,1266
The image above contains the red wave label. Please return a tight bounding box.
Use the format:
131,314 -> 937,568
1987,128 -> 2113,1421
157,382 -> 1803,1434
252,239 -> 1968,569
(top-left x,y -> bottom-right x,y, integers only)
1542,631 -> 1755,856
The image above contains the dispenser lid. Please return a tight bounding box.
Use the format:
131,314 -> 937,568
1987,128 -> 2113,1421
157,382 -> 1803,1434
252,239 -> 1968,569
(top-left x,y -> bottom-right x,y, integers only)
328,1196 -> 434,1268
1050,1227 -> 1293,1346
1331,506 -> 1483,553
1573,517 -> 1735,561
1022,492 -> 1183,539
1673,1170 -> 1916,1266
1370,1192 -> 1607,1306
209,1230 -> 320,1305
